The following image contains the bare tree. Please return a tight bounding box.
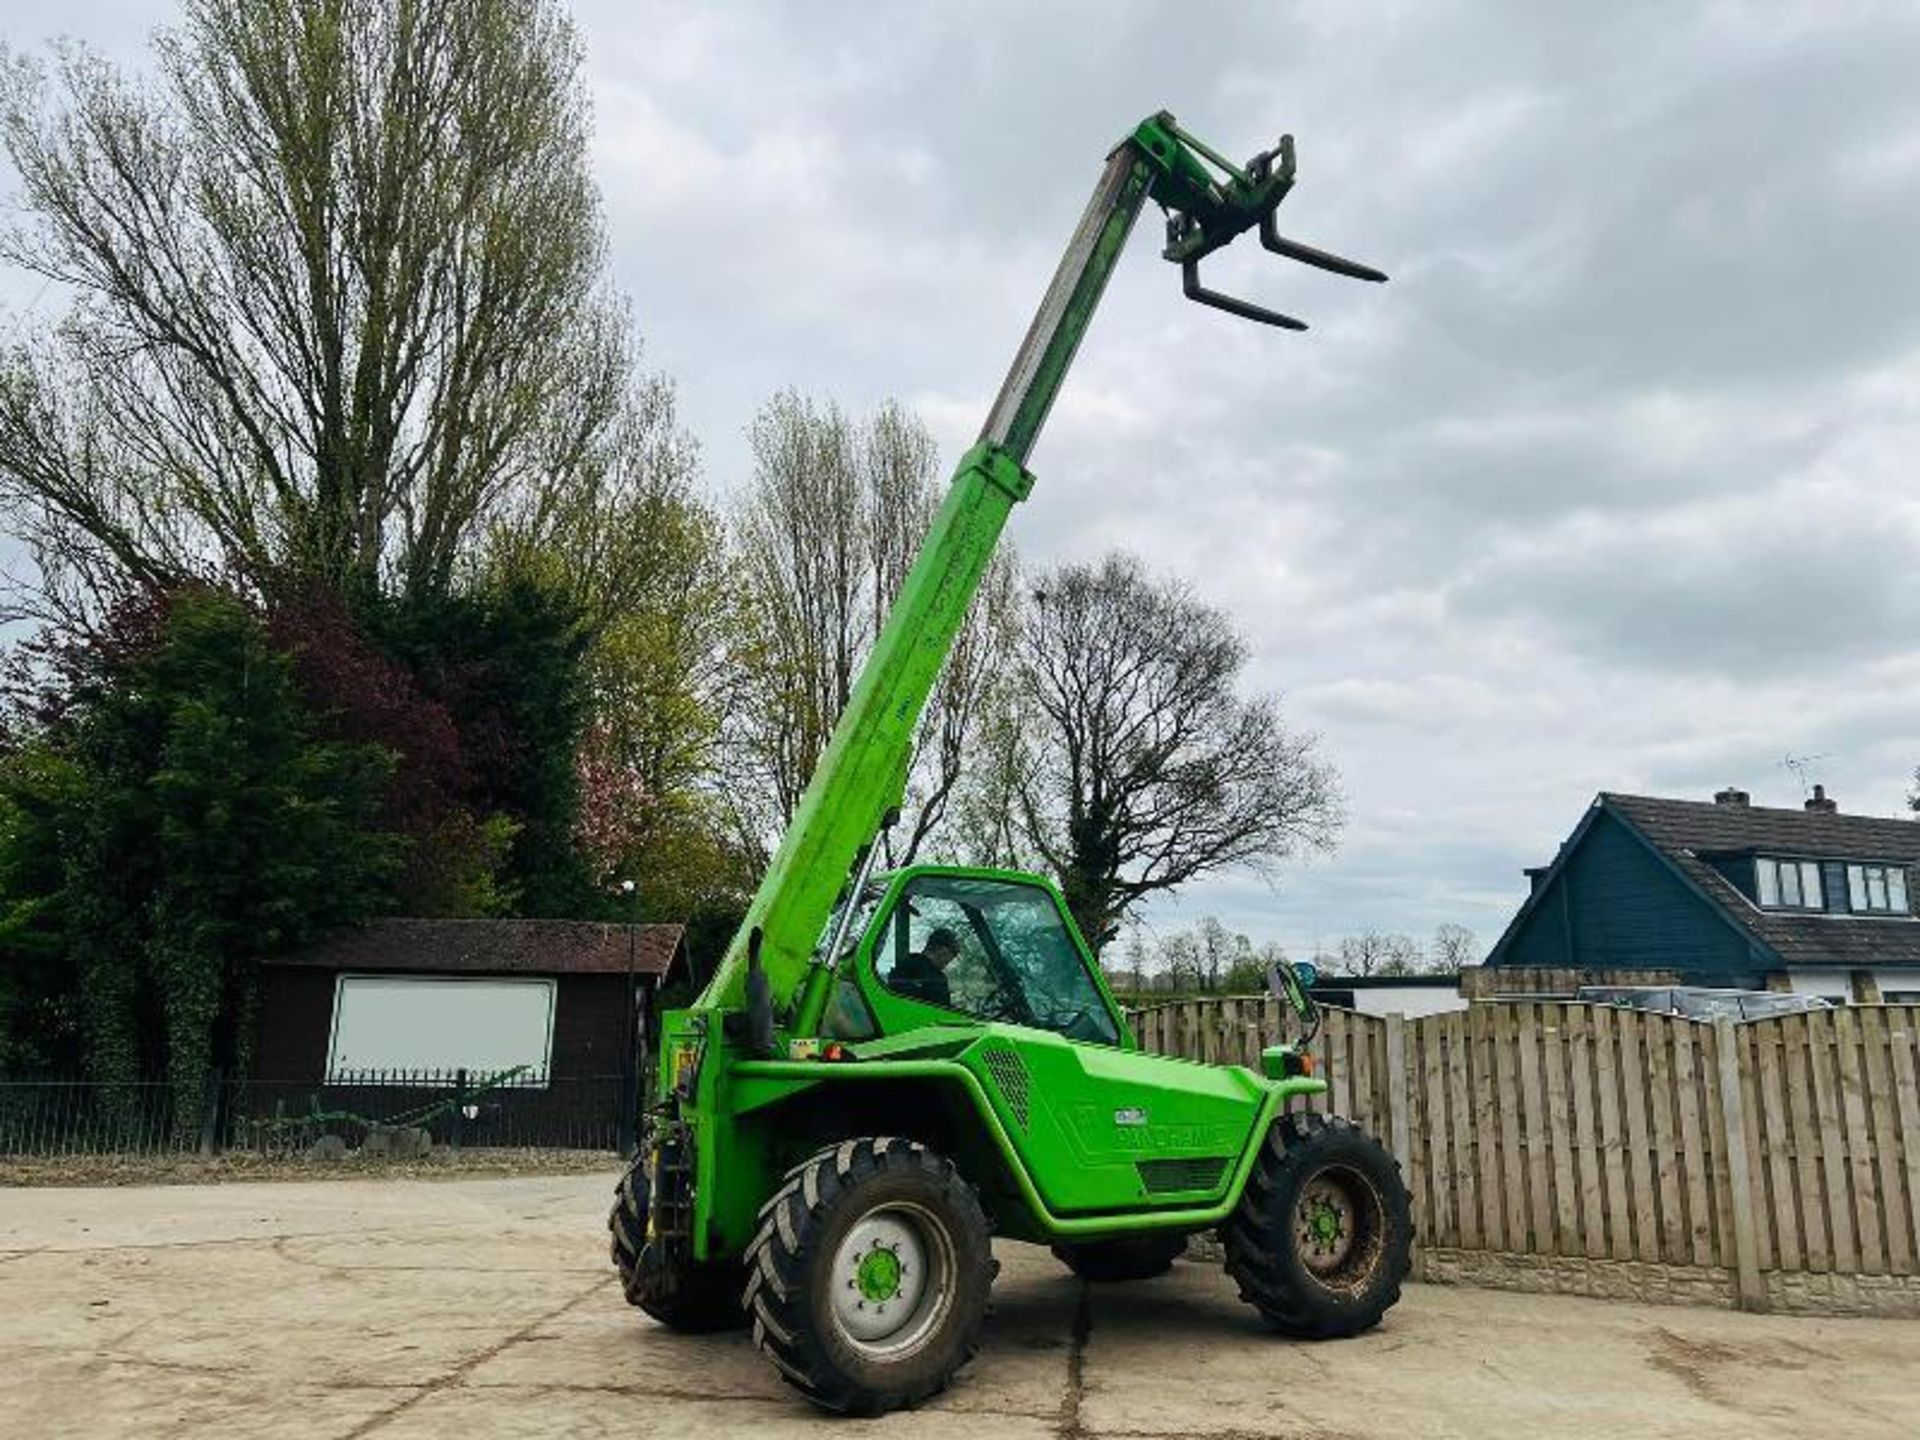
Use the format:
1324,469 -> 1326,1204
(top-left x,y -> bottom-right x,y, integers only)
1135,917 -> 1282,993
1430,922 -> 1480,971
1335,930 -> 1425,978
0,0 -> 651,619
1194,916 -> 1253,992
1159,930 -> 1204,994
1103,930 -> 1153,994
722,391 -> 1014,862
976,552 -> 1339,952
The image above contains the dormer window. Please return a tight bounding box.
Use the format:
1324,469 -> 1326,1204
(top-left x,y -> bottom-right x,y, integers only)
1846,864 -> 1909,915
1756,858 -> 1823,910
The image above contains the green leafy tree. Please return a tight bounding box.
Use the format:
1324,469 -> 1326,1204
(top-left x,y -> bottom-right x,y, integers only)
1223,948 -> 1279,995
562,476 -> 743,923
2,589 -> 396,1128
0,747 -> 83,1073
367,577 -> 590,916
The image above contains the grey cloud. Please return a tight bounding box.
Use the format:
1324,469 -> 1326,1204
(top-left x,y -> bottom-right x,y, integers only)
6,0 -> 1920,958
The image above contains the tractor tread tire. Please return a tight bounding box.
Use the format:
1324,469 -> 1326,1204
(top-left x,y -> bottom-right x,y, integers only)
743,1136 -> 993,1415
1051,1231 -> 1188,1282
1222,1111 -> 1413,1338
608,1158 -> 747,1333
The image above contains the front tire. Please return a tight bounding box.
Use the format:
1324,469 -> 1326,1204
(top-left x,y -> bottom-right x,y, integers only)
1223,1112 -> 1412,1338
744,1137 -> 993,1414
608,1156 -> 747,1332
1051,1231 -> 1188,1282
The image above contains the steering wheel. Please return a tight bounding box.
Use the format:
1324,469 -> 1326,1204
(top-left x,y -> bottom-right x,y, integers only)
975,976 -> 1034,1025
1051,1006 -> 1096,1040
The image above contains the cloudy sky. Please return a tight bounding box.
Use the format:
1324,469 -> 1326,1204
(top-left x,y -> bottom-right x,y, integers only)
6,2 -> 1920,964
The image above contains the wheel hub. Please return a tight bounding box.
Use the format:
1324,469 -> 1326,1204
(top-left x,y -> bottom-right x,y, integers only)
855,1245 -> 904,1302
1296,1175 -> 1357,1271
829,1207 -> 949,1352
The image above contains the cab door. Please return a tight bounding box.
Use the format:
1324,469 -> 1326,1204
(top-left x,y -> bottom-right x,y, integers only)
852,869 -> 1265,1213
858,869 -> 1127,1045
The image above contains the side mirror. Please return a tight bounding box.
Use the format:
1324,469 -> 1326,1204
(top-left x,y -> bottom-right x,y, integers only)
1267,959 -> 1322,1047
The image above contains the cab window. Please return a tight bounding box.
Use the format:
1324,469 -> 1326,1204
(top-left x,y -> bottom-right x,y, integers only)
875,874 -> 1119,1045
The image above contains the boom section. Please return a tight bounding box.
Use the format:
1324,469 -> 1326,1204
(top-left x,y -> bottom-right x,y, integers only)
698,114 -> 1382,1012
701,152 -> 1151,1012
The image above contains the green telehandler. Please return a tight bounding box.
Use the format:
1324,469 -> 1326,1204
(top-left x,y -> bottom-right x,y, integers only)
610,112 -> 1412,1414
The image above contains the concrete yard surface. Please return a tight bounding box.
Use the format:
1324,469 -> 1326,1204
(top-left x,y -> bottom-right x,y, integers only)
1,1171 -> 1915,1439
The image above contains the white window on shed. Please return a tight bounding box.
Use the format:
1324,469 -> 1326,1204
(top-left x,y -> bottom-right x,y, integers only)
327,976 -> 556,1086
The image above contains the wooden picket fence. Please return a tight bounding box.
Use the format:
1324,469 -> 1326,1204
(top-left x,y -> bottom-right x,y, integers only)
1130,998 -> 1920,1310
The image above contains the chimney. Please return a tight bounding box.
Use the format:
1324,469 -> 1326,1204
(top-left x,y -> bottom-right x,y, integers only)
1804,784 -> 1837,814
1713,786 -> 1750,808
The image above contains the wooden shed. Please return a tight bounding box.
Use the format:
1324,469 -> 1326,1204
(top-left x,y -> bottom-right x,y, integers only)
246,918 -> 686,1149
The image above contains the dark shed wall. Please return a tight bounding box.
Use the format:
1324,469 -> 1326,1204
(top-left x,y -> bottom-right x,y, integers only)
254,966 -> 335,1083
1497,811 -> 1757,982
551,973 -> 633,1078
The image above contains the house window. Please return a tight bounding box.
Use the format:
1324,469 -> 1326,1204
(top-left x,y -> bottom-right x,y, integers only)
1845,864 -> 1910,915
1756,858 -> 1823,910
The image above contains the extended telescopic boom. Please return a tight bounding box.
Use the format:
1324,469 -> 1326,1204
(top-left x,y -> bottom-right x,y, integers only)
701,113 -> 1382,1020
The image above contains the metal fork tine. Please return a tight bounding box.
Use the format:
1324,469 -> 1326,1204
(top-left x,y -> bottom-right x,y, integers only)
1259,222 -> 1388,283
1182,259 -> 1307,331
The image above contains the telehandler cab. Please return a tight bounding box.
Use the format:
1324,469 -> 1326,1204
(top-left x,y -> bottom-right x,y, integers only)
610,113 -> 1412,1414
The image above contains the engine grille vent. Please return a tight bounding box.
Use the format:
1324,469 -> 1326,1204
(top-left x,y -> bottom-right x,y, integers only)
1137,1157 -> 1229,1195
979,1045 -> 1031,1129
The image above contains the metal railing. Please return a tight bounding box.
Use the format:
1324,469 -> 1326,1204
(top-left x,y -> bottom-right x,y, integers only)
0,1068 -> 629,1157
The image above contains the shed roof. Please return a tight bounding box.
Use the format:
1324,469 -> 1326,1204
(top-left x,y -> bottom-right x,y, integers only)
1604,793 -> 1920,970
270,918 -> 686,978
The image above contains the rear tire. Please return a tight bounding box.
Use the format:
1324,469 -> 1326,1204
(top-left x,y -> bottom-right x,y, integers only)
608,1156 -> 747,1332
1051,1231 -> 1188,1282
1223,1112 -> 1412,1338
744,1137 -> 993,1414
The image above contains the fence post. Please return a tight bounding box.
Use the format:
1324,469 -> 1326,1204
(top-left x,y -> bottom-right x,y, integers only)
452,1068 -> 469,1151
198,1066 -> 224,1157
1384,1013 -> 1417,1275
1712,1017 -> 1767,1312
1383,1014 -> 1413,1173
